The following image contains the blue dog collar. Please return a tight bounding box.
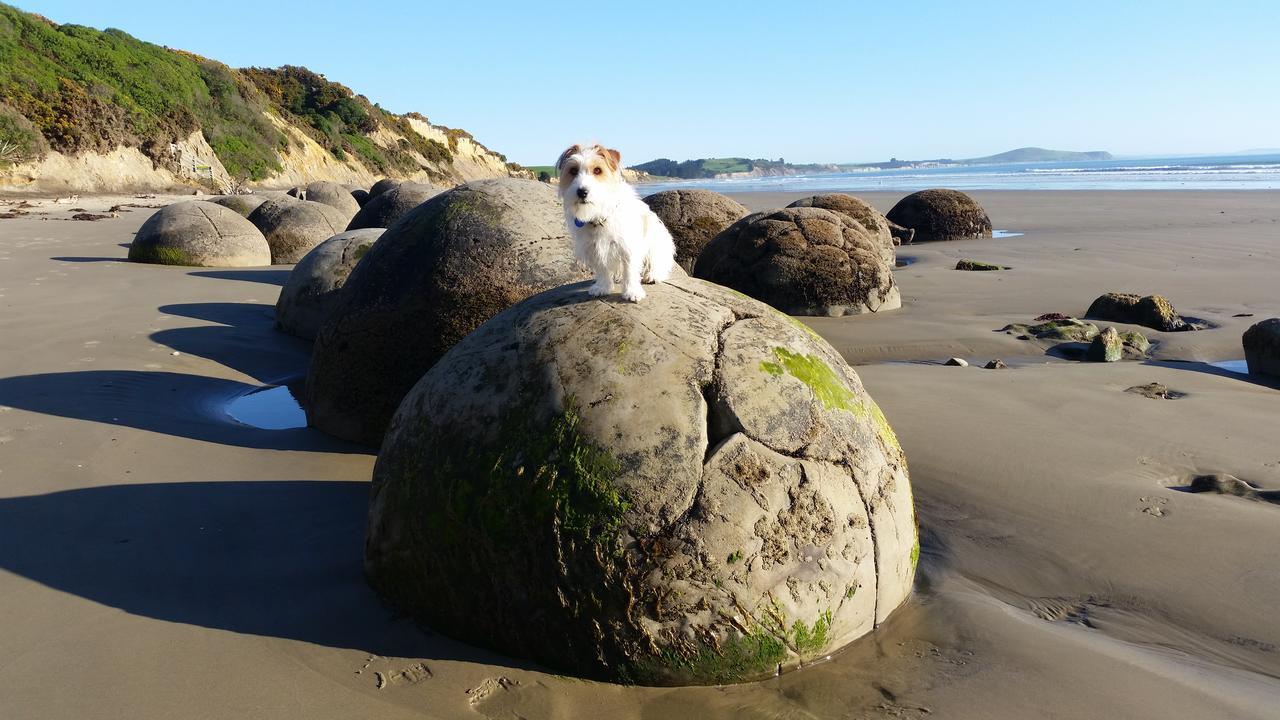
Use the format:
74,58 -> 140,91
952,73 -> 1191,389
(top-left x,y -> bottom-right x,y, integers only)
574,218 -> 585,228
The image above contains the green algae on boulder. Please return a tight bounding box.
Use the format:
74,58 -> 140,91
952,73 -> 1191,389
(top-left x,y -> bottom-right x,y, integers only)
365,275 -> 917,685
1085,292 -> 1188,332
1087,327 -> 1124,362
129,201 -> 271,267
1001,318 -> 1100,343
955,259 -> 1008,271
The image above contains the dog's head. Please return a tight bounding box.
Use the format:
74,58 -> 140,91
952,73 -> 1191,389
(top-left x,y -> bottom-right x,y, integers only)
556,143 -> 624,222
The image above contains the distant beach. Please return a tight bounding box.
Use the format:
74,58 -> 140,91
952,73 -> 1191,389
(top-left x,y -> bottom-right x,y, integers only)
638,153 -> 1280,193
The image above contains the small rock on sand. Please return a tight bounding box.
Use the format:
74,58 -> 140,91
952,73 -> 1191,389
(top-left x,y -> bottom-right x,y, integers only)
945,357 -> 969,367
984,359 -> 1007,369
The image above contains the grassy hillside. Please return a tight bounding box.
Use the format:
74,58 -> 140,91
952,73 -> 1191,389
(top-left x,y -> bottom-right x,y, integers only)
961,147 -> 1112,164
0,2 -> 505,183
631,157 -> 757,179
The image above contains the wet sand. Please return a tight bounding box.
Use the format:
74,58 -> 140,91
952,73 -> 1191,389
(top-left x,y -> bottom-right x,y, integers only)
1,191 -> 1278,718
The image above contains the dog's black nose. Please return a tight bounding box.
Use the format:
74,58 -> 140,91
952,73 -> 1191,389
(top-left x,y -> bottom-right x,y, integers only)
576,187 -> 589,200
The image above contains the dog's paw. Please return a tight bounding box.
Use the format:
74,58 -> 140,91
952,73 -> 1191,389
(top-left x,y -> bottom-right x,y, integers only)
588,282 -> 612,297
620,286 -> 646,303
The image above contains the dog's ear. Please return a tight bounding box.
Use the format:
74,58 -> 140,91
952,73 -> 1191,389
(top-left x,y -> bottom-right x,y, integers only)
556,144 -> 581,171
602,147 -> 621,171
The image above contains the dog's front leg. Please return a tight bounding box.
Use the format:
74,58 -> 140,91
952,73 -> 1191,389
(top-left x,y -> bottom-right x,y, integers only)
618,253 -> 646,303
588,265 -> 615,297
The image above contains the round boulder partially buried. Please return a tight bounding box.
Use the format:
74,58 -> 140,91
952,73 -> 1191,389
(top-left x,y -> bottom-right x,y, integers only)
248,199 -> 351,264
1243,318 -> 1280,377
349,187 -> 369,206
886,189 -> 992,241
643,189 -> 749,272
274,228 -> 385,340
694,206 -> 900,316
365,275 -> 917,685
288,180 -> 361,219
129,201 -> 271,267
788,194 -> 896,265
346,182 -> 445,230
306,178 -> 589,445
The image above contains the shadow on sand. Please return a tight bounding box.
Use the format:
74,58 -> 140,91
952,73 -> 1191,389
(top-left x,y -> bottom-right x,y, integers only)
51,256 -> 126,263
0,370 -> 363,452
0,480 -> 531,666
189,268 -> 292,286
152,302 -> 311,383
1146,359 -> 1280,390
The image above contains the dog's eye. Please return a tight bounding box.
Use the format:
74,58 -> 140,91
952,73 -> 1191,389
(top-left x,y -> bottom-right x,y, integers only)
593,167 -> 602,176
569,167 -> 578,176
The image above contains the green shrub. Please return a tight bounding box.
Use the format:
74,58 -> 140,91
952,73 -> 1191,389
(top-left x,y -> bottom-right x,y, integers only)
0,102 -> 45,165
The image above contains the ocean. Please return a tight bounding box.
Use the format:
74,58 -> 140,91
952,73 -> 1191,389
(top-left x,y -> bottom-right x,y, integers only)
635,153 -> 1280,193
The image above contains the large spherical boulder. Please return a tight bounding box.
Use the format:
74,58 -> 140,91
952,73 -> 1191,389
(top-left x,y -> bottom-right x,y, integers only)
886,189 -> 992,241
274,228 -> 385,340
208,194 -> 271,217
366,275 -> 917,685
693,207 -> 900,316
248,199 -> 351,264
306,178 -> 590,445
346,182 -> 445,230
128,201 -> 271,267
787,194 -> 897,265
643,189 -> 749,272
1243,318 -> 1280,377
1086,292 -> 1187,332
369,178 -> 401,199
287,180 -> 360,218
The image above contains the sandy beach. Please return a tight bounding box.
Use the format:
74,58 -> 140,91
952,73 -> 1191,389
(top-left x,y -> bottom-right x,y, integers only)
1,190 -> 1278,718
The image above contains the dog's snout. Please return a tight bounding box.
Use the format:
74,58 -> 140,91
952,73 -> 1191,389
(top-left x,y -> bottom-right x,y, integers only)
576,187 -> 589,200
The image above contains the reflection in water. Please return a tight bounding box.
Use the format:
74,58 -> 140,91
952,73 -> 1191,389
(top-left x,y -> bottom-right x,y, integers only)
225,385 -> 306,430
992,230 -> 1024,238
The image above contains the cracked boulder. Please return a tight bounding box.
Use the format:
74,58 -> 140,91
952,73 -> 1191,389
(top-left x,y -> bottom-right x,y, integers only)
787,193 -> 896,266
128,201 -> 271,267
275,228 -> 384,340
306,178 -> 590,445
643,189 -> 750,272
247,198 -> 351,264
886,189 -> 992,241
693,207 -> 900,316
1086,292 -> 1188,332
365,275 -> 917,685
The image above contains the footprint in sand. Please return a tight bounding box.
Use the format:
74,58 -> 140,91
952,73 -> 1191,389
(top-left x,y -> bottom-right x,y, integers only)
373,662 -> 433,689
1139,496 -> 1170,517
466,676 -> 519,706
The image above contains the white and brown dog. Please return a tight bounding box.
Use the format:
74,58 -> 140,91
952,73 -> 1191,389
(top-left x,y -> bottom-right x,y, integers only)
557,143 -> 675,302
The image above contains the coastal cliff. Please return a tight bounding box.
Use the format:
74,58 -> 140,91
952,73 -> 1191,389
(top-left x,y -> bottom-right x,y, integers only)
0,3 -> 524,194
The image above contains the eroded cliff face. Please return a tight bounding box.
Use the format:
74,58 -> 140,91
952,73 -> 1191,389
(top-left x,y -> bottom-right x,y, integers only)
0,113 -> 523,195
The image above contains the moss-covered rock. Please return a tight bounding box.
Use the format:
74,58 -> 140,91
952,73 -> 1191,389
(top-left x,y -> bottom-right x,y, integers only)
274,228 -> 384,340
306,178 -> 589,445
128,201 -> 271,267
1001,318 -> 1100,343
1085,292 -> 1188,332
366,275 -> 916,685
643,189 -> 749,272
1087,327 -> 1123,362
885,189 -> 992,241
694,207 -> 900,317
955,259 -> 1008,271
1243,318 -> 1280,377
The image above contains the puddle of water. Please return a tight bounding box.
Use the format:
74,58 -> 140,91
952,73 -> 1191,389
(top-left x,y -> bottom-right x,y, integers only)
992,230 -> 1024,238
1209,359 -> 1250,374
894,257 -> 916,268
225,385 -> 306,430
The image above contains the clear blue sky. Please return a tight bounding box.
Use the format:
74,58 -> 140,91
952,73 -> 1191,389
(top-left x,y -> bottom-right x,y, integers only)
16,1 -> 1280,166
